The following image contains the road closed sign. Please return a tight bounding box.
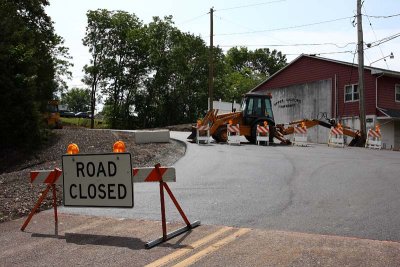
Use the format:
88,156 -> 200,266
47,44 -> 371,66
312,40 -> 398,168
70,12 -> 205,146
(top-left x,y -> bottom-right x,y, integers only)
62,153 -> 133,208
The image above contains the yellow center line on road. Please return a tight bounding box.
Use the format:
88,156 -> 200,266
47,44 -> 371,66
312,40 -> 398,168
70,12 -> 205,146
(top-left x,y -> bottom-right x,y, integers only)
145,226 -> 233,267
172,228 -> 251,267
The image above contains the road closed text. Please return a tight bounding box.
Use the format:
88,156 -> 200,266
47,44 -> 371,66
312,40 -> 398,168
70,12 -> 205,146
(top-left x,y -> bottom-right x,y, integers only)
69,183 -> 127,199
62,153 -> 133,207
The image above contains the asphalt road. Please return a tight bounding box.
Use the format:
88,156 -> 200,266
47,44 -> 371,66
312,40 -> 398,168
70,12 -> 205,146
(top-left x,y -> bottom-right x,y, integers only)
61,131 -> 400,242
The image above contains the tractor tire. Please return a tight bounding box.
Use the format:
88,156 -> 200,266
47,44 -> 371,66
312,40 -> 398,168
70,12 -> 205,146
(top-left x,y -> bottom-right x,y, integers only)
214,125 -> 228,143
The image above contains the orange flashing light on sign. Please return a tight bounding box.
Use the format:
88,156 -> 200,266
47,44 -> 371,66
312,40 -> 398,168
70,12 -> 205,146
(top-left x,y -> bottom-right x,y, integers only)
197,119 -> 202,126
113,141 -> 126,153
67,143 -> 79,155
375,124 -> 381,133
228,120 -> 233,125
263,121 -> 268,127
301,122 -> 306,129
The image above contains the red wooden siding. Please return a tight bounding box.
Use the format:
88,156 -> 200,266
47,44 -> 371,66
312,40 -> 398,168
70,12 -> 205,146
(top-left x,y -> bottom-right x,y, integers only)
254,55 -> 400,118
377,76 -> 400,110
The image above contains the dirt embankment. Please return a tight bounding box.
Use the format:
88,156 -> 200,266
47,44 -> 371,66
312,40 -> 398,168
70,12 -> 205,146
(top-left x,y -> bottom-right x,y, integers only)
0,127 -> 186,223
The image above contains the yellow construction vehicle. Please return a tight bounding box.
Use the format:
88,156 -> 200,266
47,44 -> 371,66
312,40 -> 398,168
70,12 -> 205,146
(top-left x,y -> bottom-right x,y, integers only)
188,92 -> 362,146
44,100 -> 62,129
188,92 -> 289,144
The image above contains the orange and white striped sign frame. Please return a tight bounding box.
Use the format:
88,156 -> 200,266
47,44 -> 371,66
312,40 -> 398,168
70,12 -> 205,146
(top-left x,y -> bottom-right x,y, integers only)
330,127 -> 343,136
256,125 -> 269,135
227,124 -> 240,133
133,167 -> 176,183
294,126 -> 307,134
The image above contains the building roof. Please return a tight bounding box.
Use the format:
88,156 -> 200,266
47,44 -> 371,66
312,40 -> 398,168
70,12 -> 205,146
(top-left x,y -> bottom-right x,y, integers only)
377,107 -> 400,119
251,54 -> 400,92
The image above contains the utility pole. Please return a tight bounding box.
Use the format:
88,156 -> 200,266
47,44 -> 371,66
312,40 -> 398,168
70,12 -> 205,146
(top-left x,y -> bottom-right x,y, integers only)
208,7 -> 214,111
357,0 -> 367,144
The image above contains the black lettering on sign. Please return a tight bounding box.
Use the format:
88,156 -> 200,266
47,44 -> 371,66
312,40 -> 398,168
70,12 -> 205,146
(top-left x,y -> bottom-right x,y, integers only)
97,162 -> 106,177
75,161 -> 118,178
108,184 -> 116,199
87,162 -> 95,177
76,162 -> 85,177
79,184 -> 87,199
108,161 -> 117,177
88,184 -> 96,199
98,184 -> 106,199
70,184 -> 77,199
118,184 -> 127,199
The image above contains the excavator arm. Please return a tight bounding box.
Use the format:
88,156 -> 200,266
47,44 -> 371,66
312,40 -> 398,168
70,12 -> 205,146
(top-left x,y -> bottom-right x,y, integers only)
276,118 -> 362,146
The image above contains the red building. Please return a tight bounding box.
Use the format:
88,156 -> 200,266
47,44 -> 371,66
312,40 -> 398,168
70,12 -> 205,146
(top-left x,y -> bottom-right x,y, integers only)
252,54 -> 400,149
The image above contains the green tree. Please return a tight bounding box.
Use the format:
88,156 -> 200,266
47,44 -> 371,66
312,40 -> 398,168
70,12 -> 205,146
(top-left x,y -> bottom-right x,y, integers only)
61,88 -> 90,112
83,10 -> 149,129
145,16 -> 210,127
221,47 -> 287,102
82,9 -> 111,129
0,0 -> 72,150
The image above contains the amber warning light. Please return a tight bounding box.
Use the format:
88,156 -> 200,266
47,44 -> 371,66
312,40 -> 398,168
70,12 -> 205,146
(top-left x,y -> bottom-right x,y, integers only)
113,141 -> 126,153
67,143 -> 79,155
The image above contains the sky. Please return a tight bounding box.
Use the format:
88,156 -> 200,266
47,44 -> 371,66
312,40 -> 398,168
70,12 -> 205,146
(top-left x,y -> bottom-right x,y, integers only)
46,0 -> 400,89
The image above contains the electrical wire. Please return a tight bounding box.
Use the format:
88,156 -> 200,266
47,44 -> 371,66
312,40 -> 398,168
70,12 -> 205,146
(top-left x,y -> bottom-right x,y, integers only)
215,16 -> 355,36
216,0 -> 285,12
177,12 -> 208,25
284,50 -> 355,56
364,13 -> 400,19
218,42 -> 357,48
363,6 -> 389,68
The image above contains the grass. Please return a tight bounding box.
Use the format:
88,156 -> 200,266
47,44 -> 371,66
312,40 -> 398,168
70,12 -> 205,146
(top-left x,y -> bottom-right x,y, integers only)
61,117 -> 108,128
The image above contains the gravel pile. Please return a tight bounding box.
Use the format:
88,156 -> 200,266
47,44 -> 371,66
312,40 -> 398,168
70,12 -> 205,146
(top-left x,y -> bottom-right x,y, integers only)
0,127 -> 186,223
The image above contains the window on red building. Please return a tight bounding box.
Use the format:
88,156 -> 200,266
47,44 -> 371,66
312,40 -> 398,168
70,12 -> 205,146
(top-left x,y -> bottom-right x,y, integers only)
396,85 -> 400,102
345,84 -> 359,102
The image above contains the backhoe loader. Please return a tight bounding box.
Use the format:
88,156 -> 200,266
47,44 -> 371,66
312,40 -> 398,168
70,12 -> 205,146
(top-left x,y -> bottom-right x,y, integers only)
188,92 -> 290,144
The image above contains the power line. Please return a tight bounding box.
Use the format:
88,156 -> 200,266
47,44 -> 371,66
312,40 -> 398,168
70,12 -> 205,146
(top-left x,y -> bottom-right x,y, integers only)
218,42 -> 357,48
285,50 -> 355,56
363,6 -> 389,68
364,13 -> 400,19
216,0 -> 285,12
177,12 -> 208,25
215,16 -> 355,36
366,32 -> 400,48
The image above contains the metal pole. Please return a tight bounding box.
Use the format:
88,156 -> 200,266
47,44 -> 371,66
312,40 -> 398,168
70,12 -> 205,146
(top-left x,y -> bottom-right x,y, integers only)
159,181 -> 167,240
357,0 -> 367,144
52,184 -> 58,236
208,7 -> 214,111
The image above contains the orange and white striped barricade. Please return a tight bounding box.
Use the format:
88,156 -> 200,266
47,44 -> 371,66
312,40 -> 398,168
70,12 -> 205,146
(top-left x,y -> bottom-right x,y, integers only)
328,127 -> 344,148
365,129 -> 382,149
21,168 -> 63,234
227,124 -> 241,145
292,126 -> 308,146
133,164 -> 200,249
256,125 -> 269,146
196,125 -> 210,144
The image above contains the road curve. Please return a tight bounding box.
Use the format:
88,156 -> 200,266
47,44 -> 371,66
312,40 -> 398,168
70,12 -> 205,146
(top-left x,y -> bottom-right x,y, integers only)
61,131 -> 400,242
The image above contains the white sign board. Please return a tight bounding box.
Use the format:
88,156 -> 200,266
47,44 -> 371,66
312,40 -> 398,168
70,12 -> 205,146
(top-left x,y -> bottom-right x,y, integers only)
62,153 -> 133,207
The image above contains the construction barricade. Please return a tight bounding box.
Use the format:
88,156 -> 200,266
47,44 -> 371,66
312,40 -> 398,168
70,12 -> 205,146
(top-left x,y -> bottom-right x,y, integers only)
292,124 -> 308,146
196,124 -> 210,144
328,126 -> 344,148
227,123 -> 241,145
365,126 -> 382,149
256,122 -> 269,146
21,141 -> 200,249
